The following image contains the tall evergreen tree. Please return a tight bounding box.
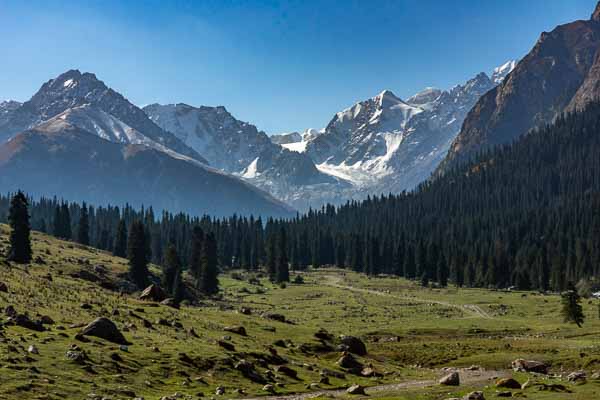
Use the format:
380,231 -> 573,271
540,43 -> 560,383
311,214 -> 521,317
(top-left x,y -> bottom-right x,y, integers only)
163,244 -> 181,296
199,232 -> 219,295
189,226 -> 205,289
127,221 -> 149,289
113,219 -> 128,257
7,191 -> 32,264
276,227 -> 289,283
77,202 -> 90,246
561,282 -> 585,327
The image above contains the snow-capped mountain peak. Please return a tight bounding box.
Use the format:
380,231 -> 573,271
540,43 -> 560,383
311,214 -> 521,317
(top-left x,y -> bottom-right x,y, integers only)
491,60 -> 517,84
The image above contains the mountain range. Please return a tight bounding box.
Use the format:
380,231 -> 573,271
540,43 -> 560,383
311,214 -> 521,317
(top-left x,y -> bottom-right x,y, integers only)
4,2 -> 600,216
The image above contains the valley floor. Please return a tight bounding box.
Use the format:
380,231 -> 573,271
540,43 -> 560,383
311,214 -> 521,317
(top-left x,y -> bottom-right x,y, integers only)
1,224 -> 600,399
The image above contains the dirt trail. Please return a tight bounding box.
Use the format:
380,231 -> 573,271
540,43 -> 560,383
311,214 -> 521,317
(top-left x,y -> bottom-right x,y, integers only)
323,274 -> 493,319
236,368 -> 507,400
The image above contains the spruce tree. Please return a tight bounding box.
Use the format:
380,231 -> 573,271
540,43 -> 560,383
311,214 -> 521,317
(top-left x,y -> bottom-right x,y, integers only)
60,203 -> 72,240
189,226 -> 204,289
561,282 -> 585,327
266,232 -> 277,281
199,232 -> 219,295
276,227 -> 289,283
127,221 -> 149,289
113,219 -> 128,257
77,203 -> 90,246
163,244 -> 181,296
7,191 -> 32,264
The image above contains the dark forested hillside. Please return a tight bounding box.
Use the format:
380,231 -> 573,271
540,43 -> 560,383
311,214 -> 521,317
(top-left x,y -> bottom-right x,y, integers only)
2,103 -> 600,290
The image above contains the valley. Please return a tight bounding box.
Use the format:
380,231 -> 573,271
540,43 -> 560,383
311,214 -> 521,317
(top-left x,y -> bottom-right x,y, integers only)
2,225 -> 600,400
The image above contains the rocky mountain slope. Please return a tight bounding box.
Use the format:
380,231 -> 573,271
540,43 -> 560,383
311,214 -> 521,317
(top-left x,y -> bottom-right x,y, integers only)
144,103 -> 346,210
0,121 -> 293,218
283,64 -> 514,196
438,2 -> 600,173
0,70 -> 205,163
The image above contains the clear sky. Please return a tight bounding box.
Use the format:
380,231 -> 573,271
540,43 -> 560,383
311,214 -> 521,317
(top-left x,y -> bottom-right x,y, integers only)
0,0 -> 597,134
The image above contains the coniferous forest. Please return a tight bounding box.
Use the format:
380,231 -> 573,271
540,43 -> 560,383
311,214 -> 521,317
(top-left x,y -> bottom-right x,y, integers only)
2,103 -> 600,292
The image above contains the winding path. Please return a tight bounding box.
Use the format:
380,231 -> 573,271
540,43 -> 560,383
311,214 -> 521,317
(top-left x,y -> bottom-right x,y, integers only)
323,274 -> 493,319
236,368 -> 506,400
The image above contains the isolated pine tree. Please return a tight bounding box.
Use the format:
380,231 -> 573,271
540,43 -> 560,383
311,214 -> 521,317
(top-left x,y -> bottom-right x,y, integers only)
113,219 -> 128,258
7,191 -> 32,264
77,203 -> 90,246
189,226 -> 204,289
276,227 -> 289,283
127,221 -> 149,289
199,232 -> 219,295
162,245 -> 181,295
561,282 -> 584,327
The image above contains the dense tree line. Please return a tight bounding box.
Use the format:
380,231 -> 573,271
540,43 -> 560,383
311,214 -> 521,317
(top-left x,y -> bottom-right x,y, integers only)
3,102 -> 600,291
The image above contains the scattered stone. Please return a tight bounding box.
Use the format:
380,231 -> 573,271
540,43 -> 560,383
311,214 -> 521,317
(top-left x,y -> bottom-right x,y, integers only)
339,335 -> 367,355
496,392 -> 512,397
496,377 -> 521,389
261,312 -> 287,323
215,386 -> 225,395
9,314 -> 45,331
439,371 -> 460,386
139,284 -> 167,302
360,366 -> 381,377
79,317 -> 130,345
28,345 -> 39,354
4,305 -> 17,317
511,359 -> 548,374
217,340 -> 235,351
321,368 -> 345,379
463,391 -> 485,400
224,326 -> 247,336
39,315 -> 54,325
80,303 -> 93,310
239,307 -> 252,315
346,384 -> 366,395
315,328 -> 333,341
275,365 -> 298,378
337,352 -> 363,370
319,376 -> 330,385
65,350 -> 87,364
234,359 -> 266,383
567,371 -> 586,383
262,384 -> 275,393
0,282 -> 8,293
160,298 -> 179,308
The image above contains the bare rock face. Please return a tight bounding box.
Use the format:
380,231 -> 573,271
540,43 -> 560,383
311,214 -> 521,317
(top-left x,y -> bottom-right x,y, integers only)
80,317 -> 130,345
438,2 -> 600,174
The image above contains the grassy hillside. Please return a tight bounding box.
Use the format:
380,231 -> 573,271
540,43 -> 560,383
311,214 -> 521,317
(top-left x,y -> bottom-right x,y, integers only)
1,224 -> 600,399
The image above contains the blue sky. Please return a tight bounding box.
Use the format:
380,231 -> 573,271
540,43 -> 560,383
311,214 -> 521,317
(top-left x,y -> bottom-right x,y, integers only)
0,0 -> 597,134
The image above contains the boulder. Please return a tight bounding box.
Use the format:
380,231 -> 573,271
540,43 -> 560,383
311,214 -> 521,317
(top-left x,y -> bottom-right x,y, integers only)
346,384 -> 366,395
360,366 -> 381,377
495,377 -> 521,389
339,335 -> 367,355
9,314 -> 45,331
224,326 -> 247,336
28,345 -> 39,354
139,284 -> 167,302
79,317 -> 130,345
262,312 -> 287,323
511,359 -> 548,374
0,282 -> 8,292
235,359 -> 266,383
439,371 -> 460,386
39,315 -> 54,325
275,365 -> 298,378
239,307 -> 252,315
337,352 -> 363,370
315,328 -> 333,341
4,305 -> 17,317
217,340 -> 235,351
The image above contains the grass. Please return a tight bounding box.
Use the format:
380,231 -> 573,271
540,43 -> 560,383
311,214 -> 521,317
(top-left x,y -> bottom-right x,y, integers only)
1,224 -> 600,399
